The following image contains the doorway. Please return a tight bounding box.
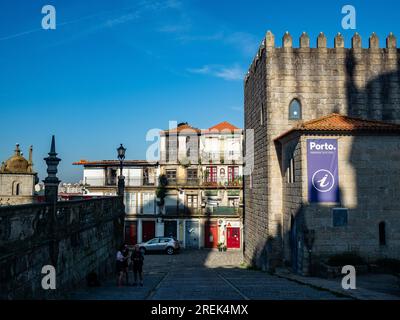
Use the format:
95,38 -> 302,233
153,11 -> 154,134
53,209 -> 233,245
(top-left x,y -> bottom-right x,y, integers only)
205,221 -> 218,248
227,227 -> 241,249
185,220 -> 199,248
142,221 -> 155,242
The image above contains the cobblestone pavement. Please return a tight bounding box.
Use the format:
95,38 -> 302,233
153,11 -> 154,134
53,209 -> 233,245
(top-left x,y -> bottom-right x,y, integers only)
69,250 -> 347,300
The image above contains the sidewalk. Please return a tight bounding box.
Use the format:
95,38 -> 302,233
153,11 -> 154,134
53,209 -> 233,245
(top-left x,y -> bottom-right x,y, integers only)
275,268 -> 400,300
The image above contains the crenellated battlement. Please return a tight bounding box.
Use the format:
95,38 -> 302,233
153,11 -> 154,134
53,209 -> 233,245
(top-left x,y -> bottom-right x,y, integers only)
245,31 -> 399,82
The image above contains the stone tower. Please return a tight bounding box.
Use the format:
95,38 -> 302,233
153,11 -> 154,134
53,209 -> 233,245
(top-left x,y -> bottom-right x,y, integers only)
243,31 -> 400,270
0,144 -> 38,206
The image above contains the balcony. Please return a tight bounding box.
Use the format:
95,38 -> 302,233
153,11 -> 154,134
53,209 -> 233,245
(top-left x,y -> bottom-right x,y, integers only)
162,206 -> 241,217
160,151 -> 243,165
84,177 -> 158,188
206,206 -> 241,216
201,151 -> 243,165
163,177 -> 242,188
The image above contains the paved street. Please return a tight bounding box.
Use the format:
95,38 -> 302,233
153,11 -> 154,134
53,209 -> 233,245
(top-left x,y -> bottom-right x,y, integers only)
69,250 -> 347,300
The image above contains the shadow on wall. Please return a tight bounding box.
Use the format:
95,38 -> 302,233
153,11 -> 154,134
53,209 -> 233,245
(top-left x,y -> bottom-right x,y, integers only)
248,42 -> 400,274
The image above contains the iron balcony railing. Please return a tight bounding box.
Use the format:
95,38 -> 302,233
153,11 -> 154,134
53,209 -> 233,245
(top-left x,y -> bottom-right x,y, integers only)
160,151 -> 243,164
84,176 -> 243,188
84,177 -> 158,187
160,206 -> 242,216
165,177 -> 243,187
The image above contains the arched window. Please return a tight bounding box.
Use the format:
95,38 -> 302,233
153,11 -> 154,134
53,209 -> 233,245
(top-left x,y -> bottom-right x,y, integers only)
289,99 -> 302,120
12,182 -> 20,196
379,222 -> 386,246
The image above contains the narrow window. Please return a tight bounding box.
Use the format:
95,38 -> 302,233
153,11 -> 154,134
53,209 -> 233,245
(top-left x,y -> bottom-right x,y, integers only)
287,158 -> 296,184
379,222 -> 386,246
290,158 -> 295,183
12,182 -> 20,196
260,104 -> 264,126
289,99 -> 302,120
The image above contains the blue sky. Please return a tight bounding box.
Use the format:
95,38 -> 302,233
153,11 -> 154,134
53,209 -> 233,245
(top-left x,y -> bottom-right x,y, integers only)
0,0 -> 399,182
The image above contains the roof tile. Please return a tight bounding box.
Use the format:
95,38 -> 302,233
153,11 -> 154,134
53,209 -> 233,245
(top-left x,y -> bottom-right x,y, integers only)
275,113 -> 400,141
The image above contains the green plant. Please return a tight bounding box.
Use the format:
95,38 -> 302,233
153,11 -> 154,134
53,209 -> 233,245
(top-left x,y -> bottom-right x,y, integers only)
156,175 -> 168,206
326,252 -> 365,267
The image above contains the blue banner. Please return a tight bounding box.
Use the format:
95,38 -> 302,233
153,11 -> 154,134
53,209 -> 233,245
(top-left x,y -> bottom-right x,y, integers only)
307,139 -> 340,203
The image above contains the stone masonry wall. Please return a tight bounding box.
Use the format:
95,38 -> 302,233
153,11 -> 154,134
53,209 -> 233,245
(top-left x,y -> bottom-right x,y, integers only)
0,197 -> 124,299
244,41 -> 270,270
298,134 -> 400,262
0,173 -> 36,206
281,135 -> 303,267
244,31 -> 400,270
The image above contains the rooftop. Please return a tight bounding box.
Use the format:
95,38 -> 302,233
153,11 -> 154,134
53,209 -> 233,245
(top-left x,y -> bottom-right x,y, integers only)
275,113 -> 400,141
208,121 -> 240,133
161,121 -> 241,135
73,160 -> 158,167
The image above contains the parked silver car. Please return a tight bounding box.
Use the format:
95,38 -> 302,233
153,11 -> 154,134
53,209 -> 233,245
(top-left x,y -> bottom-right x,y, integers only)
139,237 -> 180,255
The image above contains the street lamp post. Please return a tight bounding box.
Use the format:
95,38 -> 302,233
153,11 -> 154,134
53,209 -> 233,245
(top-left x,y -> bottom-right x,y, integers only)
117,144 -> 126,197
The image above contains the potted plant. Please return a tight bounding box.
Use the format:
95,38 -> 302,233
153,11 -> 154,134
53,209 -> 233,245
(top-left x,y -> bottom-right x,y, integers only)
156,175 -> 167,213
217,243 -> 224,252
223,245 -> 227,252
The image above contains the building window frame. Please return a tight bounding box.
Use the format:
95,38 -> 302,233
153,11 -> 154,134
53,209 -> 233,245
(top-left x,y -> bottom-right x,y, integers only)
289,99 -> 302,120
166,169 -> 177,184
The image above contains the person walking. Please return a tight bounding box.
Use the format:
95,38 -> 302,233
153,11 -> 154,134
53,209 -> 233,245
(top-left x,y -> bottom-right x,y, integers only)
116,245 -> 126,287
131,245 -> 144,287
122,244 -> 130,285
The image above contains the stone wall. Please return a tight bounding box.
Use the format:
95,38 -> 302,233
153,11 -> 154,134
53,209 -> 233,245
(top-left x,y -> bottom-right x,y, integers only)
243,39 -> 271,270
0,197 -> 124,299
244,31 -> 400,270
0,173 -> 36,206
299,134 -> 400,261
281,135 -> 303,268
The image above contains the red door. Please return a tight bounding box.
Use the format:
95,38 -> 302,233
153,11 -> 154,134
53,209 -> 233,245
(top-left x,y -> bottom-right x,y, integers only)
227,227 -> 241,249
125,222 -> 137,245
205,222 -> 218,248
142,221 -> 155,242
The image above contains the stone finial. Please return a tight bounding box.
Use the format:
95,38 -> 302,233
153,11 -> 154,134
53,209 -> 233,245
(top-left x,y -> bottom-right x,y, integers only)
369,32 -> 379,49
352,32 -> 362,49
15,143 -> 21,156
334,32 -> 345,48
265,30 -> 275,48
300,32 -> 310,48
317,32 -> 327,48
386,32 -> 397,49
283,31 -> 292,48
29,145 -> 33,163
43,135 -> 61,203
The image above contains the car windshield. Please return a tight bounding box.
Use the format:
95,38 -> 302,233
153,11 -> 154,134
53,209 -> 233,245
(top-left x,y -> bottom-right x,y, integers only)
147,238 -> 159,244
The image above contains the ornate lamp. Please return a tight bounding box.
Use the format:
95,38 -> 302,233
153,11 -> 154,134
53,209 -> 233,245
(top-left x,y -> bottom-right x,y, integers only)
117,144 -> 126,196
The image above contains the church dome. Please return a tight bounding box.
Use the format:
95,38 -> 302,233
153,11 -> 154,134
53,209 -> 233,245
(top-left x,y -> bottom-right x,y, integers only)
1,144 -> 33,174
